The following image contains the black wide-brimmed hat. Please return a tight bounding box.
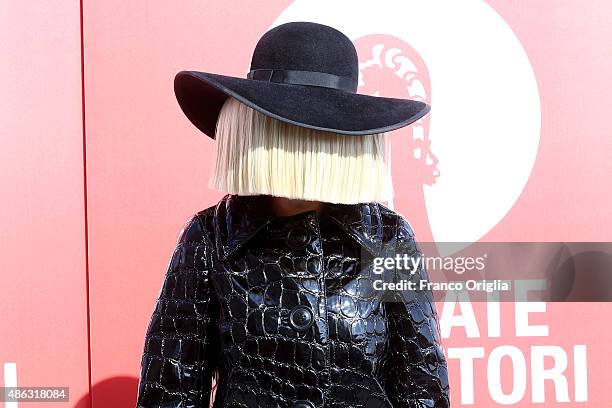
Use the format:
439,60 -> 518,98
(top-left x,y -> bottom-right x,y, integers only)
174,21 -> 430,138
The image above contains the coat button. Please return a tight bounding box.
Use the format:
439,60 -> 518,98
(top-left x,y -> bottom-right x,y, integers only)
292,401 -> 315,408
286,226 -> 311,249
289,305 -> 314,331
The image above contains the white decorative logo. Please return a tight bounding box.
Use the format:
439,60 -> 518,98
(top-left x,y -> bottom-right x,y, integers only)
274,0 -> 541,245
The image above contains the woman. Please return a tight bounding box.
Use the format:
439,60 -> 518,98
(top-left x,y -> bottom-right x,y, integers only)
136,21 -> 449,408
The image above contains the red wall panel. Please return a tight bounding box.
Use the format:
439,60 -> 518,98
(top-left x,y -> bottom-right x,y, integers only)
0,1 -> 90,406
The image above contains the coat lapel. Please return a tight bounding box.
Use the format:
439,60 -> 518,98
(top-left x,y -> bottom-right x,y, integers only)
213,194 -> 386,260
323,201 -> 384,256
213,194 -> 276,260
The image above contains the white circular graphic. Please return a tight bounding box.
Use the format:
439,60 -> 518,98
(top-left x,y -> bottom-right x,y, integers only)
274,0 -> 541,244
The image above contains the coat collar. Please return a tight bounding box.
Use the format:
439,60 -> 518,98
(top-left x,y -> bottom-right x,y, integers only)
212,194 -> 386,260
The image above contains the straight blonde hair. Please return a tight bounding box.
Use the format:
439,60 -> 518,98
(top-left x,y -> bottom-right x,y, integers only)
209,97 -> 394,204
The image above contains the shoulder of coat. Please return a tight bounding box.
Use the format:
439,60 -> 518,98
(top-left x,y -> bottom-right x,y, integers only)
376,202 -> 416,242
187,200 -> 220,247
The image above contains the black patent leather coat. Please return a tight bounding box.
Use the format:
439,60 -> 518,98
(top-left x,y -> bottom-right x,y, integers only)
135,194 -> 449,408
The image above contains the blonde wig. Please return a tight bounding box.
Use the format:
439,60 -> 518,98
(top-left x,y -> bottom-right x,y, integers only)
209,97 -> 395,204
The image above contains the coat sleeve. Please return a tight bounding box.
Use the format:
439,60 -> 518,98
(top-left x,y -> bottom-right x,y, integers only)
135,213 -> 219,408
383,216 -> 450,408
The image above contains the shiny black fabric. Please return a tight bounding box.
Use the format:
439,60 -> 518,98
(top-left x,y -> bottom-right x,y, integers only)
135,194 -> 449,408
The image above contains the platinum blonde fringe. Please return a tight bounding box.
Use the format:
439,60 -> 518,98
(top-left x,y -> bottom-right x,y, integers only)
208,97 -> 395,204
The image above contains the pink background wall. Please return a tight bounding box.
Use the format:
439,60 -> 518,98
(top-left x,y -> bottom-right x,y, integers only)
1,0 -> 610,406
0,0 -> 91,406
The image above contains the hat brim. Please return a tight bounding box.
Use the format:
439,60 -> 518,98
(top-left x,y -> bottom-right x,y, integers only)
174,70 -> 430,138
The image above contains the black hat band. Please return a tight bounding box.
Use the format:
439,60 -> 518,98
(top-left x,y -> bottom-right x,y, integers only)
247,69 -> 357,93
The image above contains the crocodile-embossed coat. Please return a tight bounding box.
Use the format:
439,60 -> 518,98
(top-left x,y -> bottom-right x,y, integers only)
135,194 -> 449,408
